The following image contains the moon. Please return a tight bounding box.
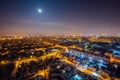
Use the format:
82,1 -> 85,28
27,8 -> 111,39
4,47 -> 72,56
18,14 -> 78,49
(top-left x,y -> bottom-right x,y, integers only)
38,9 -> 42,13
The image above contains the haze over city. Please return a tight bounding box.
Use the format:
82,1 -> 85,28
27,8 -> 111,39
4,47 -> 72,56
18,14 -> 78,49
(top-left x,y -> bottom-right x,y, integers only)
0,0 -> 120,36
1,0 -> 120,80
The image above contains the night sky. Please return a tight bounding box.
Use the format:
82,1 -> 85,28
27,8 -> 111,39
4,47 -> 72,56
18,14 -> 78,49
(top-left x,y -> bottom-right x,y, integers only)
0,0 -> 120,36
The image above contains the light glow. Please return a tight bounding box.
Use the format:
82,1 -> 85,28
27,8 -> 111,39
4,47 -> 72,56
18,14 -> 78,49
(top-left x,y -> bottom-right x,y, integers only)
38,9 -> 42,13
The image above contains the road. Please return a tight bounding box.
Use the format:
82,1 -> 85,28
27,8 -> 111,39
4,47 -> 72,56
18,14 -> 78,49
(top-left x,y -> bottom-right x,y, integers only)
1,48 -> 111,80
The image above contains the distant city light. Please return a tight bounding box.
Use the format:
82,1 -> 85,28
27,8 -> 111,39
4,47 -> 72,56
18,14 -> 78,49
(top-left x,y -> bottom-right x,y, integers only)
99,60 -> 103,63
81,54 -> 85,58
92,72 -> 100,77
